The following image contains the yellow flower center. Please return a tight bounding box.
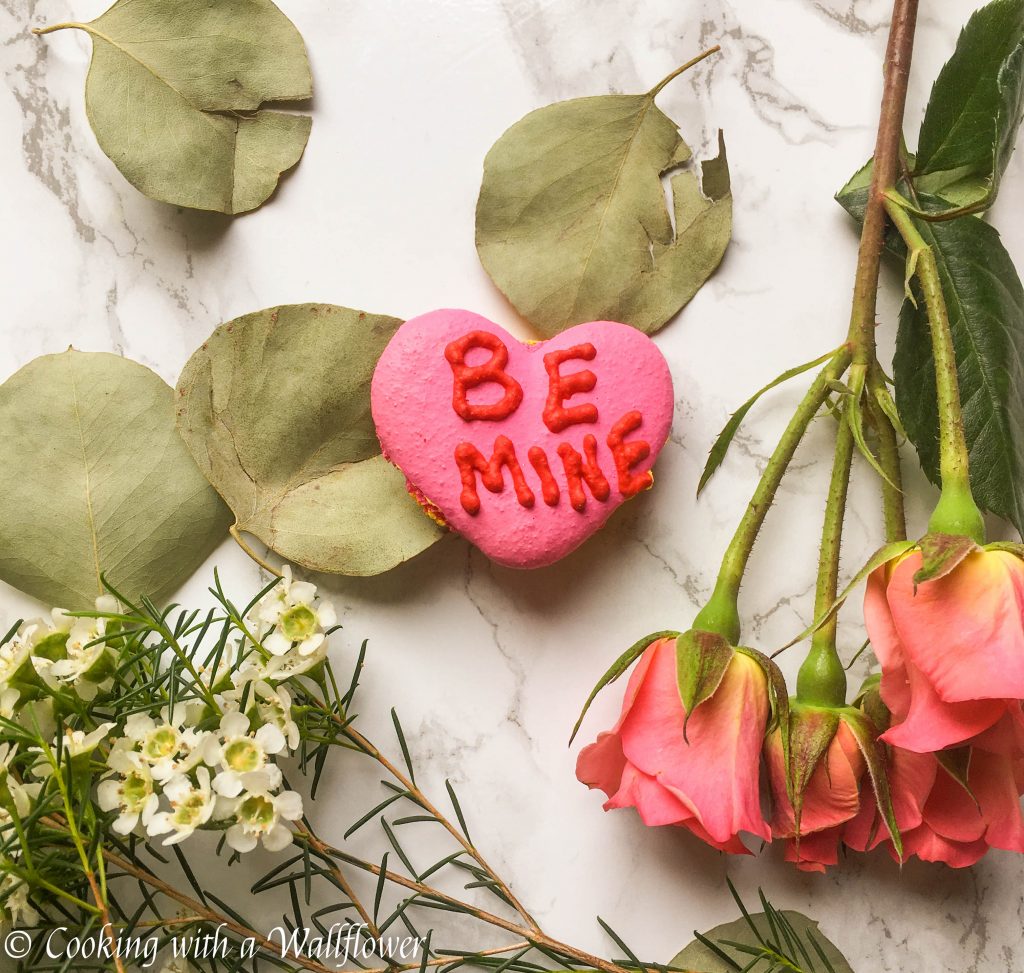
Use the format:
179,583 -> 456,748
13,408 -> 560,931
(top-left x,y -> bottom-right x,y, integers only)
122,771 -> 150,810
224,739 -> 261,774
143,726 -> 178,761
172,792 -> 208,827
280,604 -> 316,641
238,794 -> 275,829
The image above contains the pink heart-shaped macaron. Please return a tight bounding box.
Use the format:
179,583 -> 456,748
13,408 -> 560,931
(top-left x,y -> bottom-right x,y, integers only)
371,310 -> 674,569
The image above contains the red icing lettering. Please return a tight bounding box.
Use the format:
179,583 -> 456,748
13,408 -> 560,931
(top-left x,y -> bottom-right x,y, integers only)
528,446 -> 560,506
542,343 -> 599,433
455,437 -> 535,515
445,331 -> 524,421
607,410 -> 651,496
557,436 -> 611,512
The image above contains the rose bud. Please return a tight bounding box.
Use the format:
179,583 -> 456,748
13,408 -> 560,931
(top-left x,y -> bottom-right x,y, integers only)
865,534 -> 1024,753
845,742 -> 1024,867
765,699 -> 899,872
844,687 -> 1024,867
575,630 -> 783,853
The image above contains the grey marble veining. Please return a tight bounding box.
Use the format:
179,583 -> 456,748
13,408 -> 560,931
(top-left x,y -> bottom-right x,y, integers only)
2,1 -> 1023,970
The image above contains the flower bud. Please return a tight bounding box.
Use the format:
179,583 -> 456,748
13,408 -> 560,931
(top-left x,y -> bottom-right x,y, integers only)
766,701 -> 899,871
865,535 -> 1024,753
845,741 -> 1024,867
577,630 -> 782,853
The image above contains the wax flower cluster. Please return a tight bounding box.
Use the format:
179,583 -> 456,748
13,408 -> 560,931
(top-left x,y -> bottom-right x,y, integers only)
99,699 -> 303,854
577,538 -> 1024,871
0,568 -> 338,926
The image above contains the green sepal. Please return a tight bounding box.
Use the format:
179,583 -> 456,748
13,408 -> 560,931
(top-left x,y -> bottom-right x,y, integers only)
697,346 -> 843,496
839,707 -> 903,860
853,673 -> 890,733
872,381 -> 907,441
737,646 -> 790,775
569,630 -> 680,745
935,746 -> 978,807
845,363 -> 899,490
675,630 -> 734,741
913,532 -> 979,586
787,703 -> 840,834
778,540 -> 916,652
985,540 -> 1024,558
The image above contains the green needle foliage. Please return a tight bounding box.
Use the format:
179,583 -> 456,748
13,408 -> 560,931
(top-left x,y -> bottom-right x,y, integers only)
0,573 -> 853,973
672,882 -> 852,973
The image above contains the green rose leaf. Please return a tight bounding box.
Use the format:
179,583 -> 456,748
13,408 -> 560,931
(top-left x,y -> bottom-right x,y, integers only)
0,350 -> 232,609
836,0 -> 1024,217
36,0 -> 313,214
894,204 -> 1024,534
672,908 -> 853,973
176,304 -> 443,577
834,157 -> 875,225
475,65 -> 731,337
913,0 -> 1024,209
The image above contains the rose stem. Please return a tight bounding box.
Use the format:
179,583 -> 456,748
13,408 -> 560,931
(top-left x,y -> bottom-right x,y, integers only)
883,194 -> 985,543
795,0 -> 918,702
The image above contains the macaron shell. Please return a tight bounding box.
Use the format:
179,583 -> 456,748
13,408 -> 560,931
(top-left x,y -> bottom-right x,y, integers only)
371,309 -> 674,569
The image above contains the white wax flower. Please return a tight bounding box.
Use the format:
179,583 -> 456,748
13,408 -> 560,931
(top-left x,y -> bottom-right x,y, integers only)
0,610 -> 64,688
208,711 -> 287,799
122,712 -> 215,782
0,745 -> 37,828
0,688 -> 18,721
261,637 -> 329,680
158,955 -> 196,973
0,873 -> 39,928
249,566 -> 337,658
31,595 -> 119,701
146,767 -> 216,846
30,723 -> 114,778
229,675 -> 301,751
97,748 -> 160,835
224,788 -> 303,854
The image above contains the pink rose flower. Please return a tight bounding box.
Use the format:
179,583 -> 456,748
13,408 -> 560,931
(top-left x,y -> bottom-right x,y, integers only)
864,548 -> 1024,753
575,636 -> 770,853
766,721 -> 866,872
845,725 -> 1024,867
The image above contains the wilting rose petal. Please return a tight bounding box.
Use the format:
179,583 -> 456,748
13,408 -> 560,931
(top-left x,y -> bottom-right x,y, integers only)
576,636 -> 770,852
766,721 -> 867,872
865,547 -> 1024,753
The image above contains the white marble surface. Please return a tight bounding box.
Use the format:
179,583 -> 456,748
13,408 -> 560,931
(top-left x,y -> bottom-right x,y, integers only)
2,0 -> 1024,970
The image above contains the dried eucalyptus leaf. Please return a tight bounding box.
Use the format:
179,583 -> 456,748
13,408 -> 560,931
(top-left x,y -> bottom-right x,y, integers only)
176,304 -> 443,576
476,86 -> 731,337
38,0 -> 313,214
0,351 -> 232,610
